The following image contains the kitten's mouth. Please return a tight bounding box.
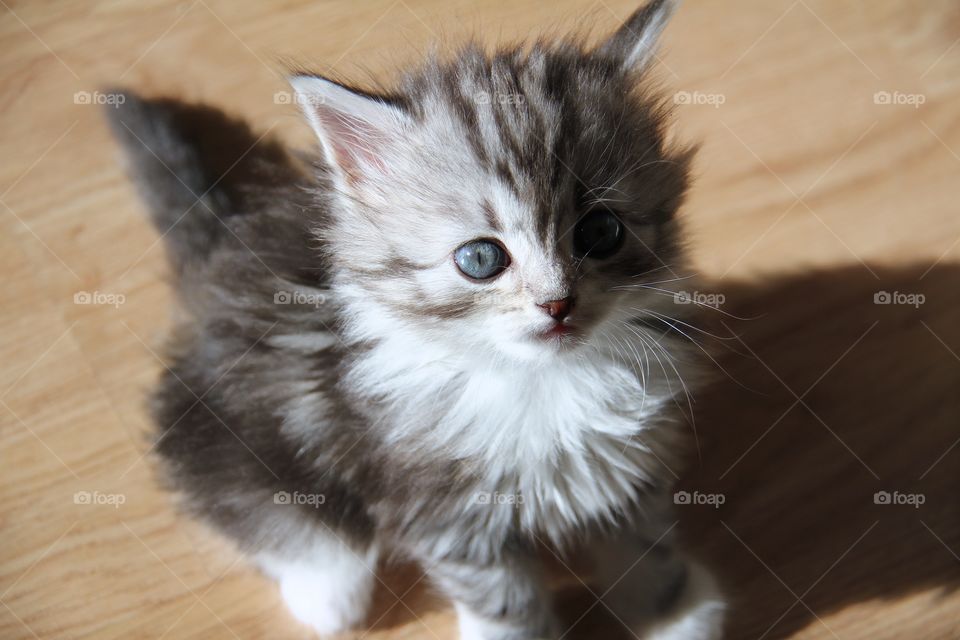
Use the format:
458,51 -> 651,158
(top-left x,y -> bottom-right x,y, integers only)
537,323 -> 577,341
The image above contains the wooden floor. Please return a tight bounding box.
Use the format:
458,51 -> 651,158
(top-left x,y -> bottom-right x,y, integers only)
2,0 -> 959,638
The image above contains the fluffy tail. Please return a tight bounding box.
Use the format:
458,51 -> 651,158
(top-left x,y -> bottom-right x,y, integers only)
103,90 -> 305,273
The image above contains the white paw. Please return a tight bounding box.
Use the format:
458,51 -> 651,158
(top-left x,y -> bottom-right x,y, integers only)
258,536 -> 378,637
279,566 -> 370,636
455,603 -> 507,640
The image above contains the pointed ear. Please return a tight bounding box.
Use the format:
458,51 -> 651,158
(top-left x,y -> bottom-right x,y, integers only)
596,0 -> 679,72
289,74 -> 408,185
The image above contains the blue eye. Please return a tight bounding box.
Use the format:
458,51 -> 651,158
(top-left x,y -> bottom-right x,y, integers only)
453,239 -> 510,280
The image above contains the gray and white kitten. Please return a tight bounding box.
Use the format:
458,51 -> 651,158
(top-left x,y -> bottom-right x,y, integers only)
107,0 -> 724,637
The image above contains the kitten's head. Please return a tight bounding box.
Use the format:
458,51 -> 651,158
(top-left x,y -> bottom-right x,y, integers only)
293,0 -> 694,363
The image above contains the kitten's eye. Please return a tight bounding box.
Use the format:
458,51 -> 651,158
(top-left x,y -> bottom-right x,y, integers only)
574,210 -> 624,259
454,239 -> 510,280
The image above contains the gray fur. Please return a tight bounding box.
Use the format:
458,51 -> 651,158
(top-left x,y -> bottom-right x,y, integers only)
105,2 -> 723,637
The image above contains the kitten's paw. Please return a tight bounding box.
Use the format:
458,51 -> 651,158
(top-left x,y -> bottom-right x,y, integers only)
258,536 -> 378,637
643,561 -> 725,640
279,566 -> 371,636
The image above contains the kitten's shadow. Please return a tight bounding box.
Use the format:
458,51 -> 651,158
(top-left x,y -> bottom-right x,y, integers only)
556,261 -> 960,638
366,262 -> 960,638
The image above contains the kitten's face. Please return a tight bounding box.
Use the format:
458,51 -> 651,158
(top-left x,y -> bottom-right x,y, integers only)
294,1 -> 691,363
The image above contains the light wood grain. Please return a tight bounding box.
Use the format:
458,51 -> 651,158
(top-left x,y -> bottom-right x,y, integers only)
1,1 -> 958,638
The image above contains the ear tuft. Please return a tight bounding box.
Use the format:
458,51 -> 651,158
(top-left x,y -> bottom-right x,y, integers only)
596,0 -> 679,72
289,75 -> 408,185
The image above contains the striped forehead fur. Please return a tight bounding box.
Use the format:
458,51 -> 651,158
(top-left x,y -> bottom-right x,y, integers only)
299,39 -> 692,339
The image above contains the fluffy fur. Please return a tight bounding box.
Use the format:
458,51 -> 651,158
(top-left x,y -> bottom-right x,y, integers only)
105,0 -> 724,637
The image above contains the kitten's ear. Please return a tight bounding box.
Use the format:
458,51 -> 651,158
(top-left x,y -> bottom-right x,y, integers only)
289,74 -> 408,185
596,0 -> 679,71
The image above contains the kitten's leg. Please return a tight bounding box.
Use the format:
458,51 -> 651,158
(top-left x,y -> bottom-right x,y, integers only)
417,544 -> 557,640
257,530 -> 378,636
590,517 -> 725,640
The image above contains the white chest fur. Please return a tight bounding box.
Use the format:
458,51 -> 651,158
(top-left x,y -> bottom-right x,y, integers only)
348,329 -> 686,542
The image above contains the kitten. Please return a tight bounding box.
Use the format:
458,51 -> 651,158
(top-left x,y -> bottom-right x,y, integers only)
106,0 -> 724,638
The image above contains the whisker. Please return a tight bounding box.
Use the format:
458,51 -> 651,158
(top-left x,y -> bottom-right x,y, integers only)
622,321 -> 701,461
628,264 -> 680,279
611,273 -> 699,290
631,310 -> 757,393
630,308 -> 739,342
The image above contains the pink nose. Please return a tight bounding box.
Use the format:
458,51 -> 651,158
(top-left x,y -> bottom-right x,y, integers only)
538,297 -> 574,321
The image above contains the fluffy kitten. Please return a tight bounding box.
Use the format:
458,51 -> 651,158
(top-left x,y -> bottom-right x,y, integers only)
106,0 -> 724,637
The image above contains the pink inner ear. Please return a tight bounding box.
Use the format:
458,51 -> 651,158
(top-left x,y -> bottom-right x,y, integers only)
319,109 -> 390,183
